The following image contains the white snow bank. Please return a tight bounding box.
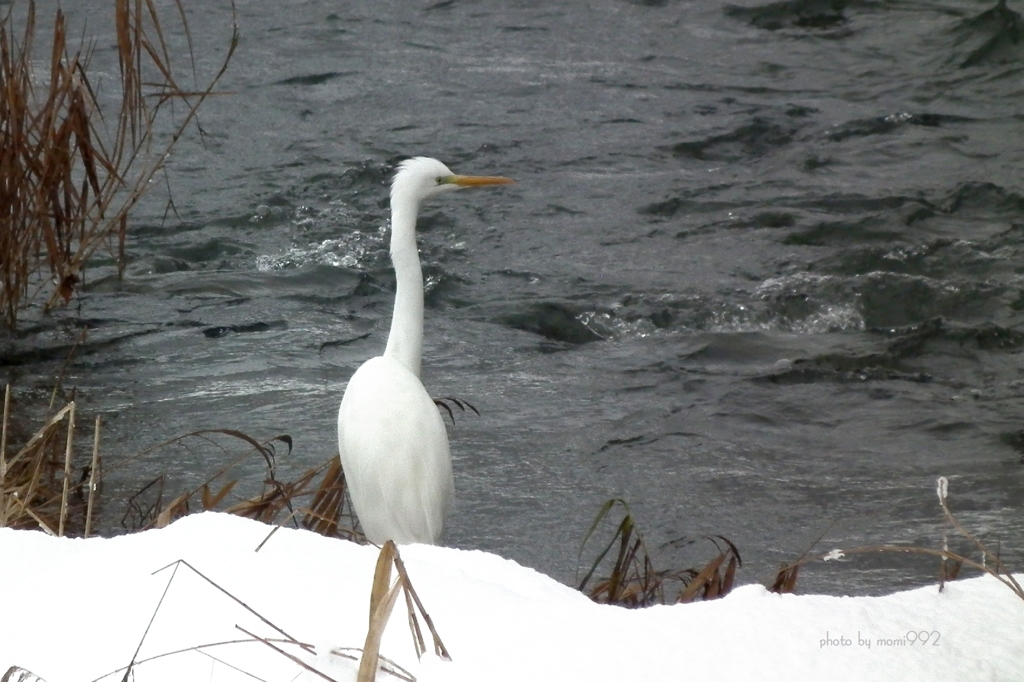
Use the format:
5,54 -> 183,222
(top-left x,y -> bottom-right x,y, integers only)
0,512 -> 1021,681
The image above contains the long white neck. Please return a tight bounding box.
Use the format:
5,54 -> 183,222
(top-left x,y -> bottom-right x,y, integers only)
383,193 -> 423,377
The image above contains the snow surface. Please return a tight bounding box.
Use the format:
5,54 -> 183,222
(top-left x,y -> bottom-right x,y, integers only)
1,513 -> 1021,681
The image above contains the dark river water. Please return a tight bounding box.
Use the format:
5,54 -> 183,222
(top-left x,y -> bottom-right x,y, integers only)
4,0 -> 1024,596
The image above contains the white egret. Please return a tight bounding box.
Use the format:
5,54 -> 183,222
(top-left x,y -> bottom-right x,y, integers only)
337,157 -> 513,545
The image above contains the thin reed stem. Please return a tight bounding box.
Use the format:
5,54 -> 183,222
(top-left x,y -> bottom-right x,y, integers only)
0,384 -> 9,528
58,400 -> 75,536
0,0 -> 238,329
85,415 -> 100,538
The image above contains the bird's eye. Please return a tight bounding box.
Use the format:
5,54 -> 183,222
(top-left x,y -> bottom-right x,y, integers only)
435,177 -> 444,185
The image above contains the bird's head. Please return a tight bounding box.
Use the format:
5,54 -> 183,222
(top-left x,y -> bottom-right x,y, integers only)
390,156 -> 513,206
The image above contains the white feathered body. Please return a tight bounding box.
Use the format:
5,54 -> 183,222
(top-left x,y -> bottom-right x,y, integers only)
338,355 -> 453,544
336,157 -> 509,546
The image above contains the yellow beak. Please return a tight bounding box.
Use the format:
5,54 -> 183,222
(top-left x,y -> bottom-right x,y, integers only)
445,174 -> 515,187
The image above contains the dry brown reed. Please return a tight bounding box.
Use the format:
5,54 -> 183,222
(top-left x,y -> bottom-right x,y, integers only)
576,498 -> 741,607
115,428 -> 361,542
0,393 -> 87,535
0,0 -> 237,329
357,541 -> 451,682
677,535 -> 742,603
2,667 -> 47,682
0,384 -> 10,528
0,384 -> 360,542
768,477 -> 1024,601
95,558 -> 325,682
83,414 -> 100,536
86,545 -> 446,682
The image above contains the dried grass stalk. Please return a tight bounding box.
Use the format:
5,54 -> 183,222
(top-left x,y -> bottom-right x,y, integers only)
57,399 -> 75,536
83,415 -> 100,537
0,381 -> 366,541
577,499 -> 741,607
92,556 -> 415,682
577,497 -> 745,602
0,391 -> 83,534
769,564 -> 800,594
0,384 -> 10,528
358,541 -> 451,682
768,478 -> 1023,601
0,0 -> 237,328
359,542 -> 405,682
577,499 -> 664,606
303,455 -> 360,539
676,536 -> 742,604
112,429 -> 359,542
2,666 -> 48,682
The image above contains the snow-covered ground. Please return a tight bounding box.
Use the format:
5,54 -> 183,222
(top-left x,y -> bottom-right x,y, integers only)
1,513 -> 1021,681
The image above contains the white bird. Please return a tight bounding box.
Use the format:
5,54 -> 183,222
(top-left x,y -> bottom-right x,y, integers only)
337,157 -> 513,545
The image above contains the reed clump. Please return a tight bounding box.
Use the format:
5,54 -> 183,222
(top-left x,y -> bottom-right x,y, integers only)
579,481 -> 1020,606
0,0 -> 237,329
768,477 -> 1024,602
87,542 -> 447,682
119,429 -> 361,542
0,385 -> 97,535
0,383 -> 361,541
576,498 -> 741,607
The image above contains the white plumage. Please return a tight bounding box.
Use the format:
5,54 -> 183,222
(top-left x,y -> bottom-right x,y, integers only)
337,157 -> 512,545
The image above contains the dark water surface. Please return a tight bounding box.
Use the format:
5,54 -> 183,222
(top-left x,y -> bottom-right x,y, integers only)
4,0 -> 1024,595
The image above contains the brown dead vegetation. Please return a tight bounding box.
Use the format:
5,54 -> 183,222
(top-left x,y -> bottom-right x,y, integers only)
2,380 -> 1019,620
576,498 -> 742,607
0,384 -> 361,542
0,0 -> 236,329
768,476 -> 1024,603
